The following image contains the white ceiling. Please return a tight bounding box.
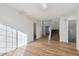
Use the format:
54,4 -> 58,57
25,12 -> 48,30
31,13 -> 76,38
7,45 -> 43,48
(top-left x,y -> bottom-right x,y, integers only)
4,3 -> 79,20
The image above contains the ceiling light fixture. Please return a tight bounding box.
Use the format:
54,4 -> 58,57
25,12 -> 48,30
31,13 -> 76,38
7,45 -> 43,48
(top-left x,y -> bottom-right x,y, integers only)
40,3 -> 47,9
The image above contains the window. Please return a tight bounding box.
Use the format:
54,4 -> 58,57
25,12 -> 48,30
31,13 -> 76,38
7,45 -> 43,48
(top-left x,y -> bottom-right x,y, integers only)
0,24 -> 7,53
0,24 -> 27,53
18,31 -> 27,47
6,26 -> 17,52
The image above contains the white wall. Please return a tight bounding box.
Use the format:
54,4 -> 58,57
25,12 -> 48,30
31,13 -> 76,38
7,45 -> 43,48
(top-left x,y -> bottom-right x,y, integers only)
76,19 -> 79,50
76,9 -> 79,50
0,4 -> 42,43
51,18 -> 59,30
59,18 -> 68,43
36,20 -> 42,39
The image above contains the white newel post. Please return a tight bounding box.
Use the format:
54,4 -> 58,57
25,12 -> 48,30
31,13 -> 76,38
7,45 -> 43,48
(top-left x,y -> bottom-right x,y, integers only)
48,27 -> 51,40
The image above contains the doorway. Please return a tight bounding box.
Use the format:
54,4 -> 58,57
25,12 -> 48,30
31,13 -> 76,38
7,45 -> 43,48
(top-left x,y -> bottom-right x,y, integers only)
33,23 -> 37,41
51,30 -> 59,41
45,26 -> 50,36
68,20 -> 76,45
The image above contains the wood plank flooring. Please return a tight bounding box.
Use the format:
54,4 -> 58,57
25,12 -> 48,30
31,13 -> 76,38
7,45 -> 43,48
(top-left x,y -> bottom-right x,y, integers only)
2,37 -> 79,56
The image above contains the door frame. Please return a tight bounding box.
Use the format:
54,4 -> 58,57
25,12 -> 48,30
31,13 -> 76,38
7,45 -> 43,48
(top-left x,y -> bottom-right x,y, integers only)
33,22 -> 37,41
68,20 -> 77,45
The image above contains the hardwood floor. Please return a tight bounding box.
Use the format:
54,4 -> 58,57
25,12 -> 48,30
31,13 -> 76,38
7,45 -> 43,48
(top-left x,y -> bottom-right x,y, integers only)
2,37 -> 79,56
1,31 -> 79,56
